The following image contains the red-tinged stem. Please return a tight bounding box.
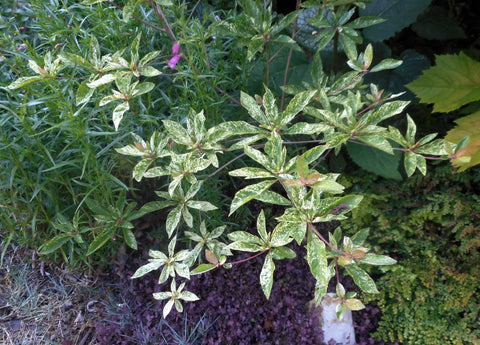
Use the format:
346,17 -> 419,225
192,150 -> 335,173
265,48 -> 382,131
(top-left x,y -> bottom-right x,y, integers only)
226,250 -> 269,266
308,222 -> 353,258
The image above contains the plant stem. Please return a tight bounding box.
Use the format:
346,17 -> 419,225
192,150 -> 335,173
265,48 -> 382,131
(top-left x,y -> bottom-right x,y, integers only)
227,249 -> 268,266
332,30 -> 339,72
308,222 -> 353,258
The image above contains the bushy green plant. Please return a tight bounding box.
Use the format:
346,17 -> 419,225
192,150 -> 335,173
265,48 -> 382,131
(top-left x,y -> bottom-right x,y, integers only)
3,0 -> 464,320
341,165 -> 480,344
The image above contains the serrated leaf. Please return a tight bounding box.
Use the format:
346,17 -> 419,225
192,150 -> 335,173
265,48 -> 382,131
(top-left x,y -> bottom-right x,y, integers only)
407,53 -> 480,113
260,252 -> 275,299
344,264 -> 379,293
229,180 -> 276,215
445,111 -> 480,171
412,6 -> 466,41
360,0 -> 432,42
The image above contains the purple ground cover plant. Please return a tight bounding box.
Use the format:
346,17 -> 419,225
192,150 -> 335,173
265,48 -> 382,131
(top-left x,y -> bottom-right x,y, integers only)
93,240 -> 397,345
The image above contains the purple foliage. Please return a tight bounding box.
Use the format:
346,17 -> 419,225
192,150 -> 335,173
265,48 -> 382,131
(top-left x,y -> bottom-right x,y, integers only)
93,243 -> 397,345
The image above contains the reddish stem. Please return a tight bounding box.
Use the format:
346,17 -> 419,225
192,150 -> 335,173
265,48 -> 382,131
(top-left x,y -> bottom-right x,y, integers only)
226,250 -> 268,266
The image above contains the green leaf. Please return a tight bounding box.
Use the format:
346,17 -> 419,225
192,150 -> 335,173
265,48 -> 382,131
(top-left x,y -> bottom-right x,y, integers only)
344,264 -> 379,293
370,58 -> 403,72
166,205 -> 182,237
445,111 -> 480,171
280,90 -> 317,126
186,201 -> 217,211
227,231 -> 262,244
162,120 -> 191,145
272,246 -> 296,259
407,52 -> 480,113
87,226 -> 115,255
131,260 -> 164,279
257,210 -> 268,243
347,142 -> 402,180
229,180 -> 276,215
260,252 -> 275,299
255,190 -> 291,206
123,0 -> 138,22
345,298 -> 365,311
241,91 -> 268,125
229,167 -> 275,179
7,76 -> 44,89
359,253 -> 397,265
360,0 -> 432,42
133,158 -> 153,182
39,233 -> 72,255
122,228 -> 137,250
76,82 -> 95,105
307,228 -> 328,284
404,150 -> 417,177
226,241 -> 262,252
191,263 -> 216,275
113,102 -> 130,131
412,6 -> 466,40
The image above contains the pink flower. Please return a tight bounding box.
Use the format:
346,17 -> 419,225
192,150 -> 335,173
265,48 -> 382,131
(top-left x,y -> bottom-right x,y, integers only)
17,43 -> 27,51
168,42 -> 182,70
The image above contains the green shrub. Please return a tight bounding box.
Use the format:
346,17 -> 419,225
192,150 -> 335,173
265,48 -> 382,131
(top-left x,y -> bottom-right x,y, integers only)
342,165 -> 480,344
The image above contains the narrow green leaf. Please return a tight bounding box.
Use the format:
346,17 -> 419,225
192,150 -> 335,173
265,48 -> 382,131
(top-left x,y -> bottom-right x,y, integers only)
260,252 -> 275,299
113,102 -> 130,131
162,120 -> 191,146
87,226 -> 115,255
39,234 -> 72,255
404,151 -> 417,177
280,90 -> 317,127
255,190 -> 291,206
257,210 -> 268,243
7,76 -> 44,89
133,158 -> 153,182
370,58 -> 403,72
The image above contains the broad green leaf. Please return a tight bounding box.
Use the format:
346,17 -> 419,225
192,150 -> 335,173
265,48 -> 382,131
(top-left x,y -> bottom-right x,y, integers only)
162,120 -> 191,146
260,252 -> 275,299
76,82 -> 95,105
228,231 -> 262,244
359,253 -> 397,265
280,90 -> 317,126
241,91 -> 268,125
407,52 -> 480,112
179,291 -> 199,302
404,151 -> 417,177
40,233 -> 72,255
345,298 -> 365,311
270,223 -> 294,247
255,190 -> 292,206
132,82 -> 155,97
370,58 -> 403,72
229,180 -> 276,215
87,74 -> 116,88
133,158 -> 153,182
360,0 -> 432,42
113,102 -> 130,131
445,111 -> 480,171
412,6 -> 467,40
229,167 -> 275,179
122,228 -> 137,250
272,246 -> 296,259
166,205 -> 182,237
7,76 -> 44,89
226,241 -> 262,252
344,264 -> 379,293
347,142 -> 402,180
131,260 -> 164,279
247,37 -> 264,61
191,263 -> 216,275
307,228 -> 328,284
283,122 -> 331,135
274,221 -> 306,245
163,299 -> 174,318
123,0 -> 138,22
186,201 -> 217,211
